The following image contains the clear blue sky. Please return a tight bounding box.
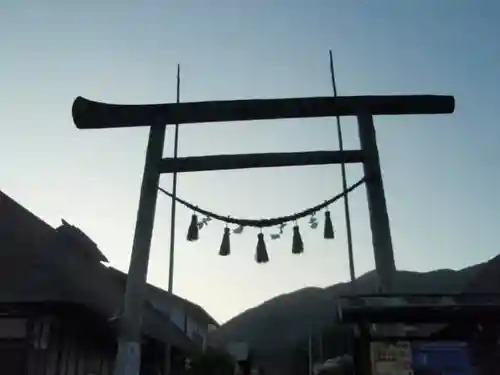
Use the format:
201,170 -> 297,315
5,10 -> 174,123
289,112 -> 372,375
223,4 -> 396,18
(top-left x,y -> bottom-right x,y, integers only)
2,1 -> 500,323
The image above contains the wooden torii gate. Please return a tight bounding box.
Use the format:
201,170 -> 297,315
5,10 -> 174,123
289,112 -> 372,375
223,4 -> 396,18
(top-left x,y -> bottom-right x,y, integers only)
71,92 -> 455,375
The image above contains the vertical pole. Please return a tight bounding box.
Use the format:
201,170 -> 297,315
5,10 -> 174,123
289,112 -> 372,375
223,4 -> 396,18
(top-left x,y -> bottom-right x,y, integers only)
165,64 -> 181,375
168,64 -> 181,294
308,324 -> 313,375
318,331 -> 323,363
114,122 -> 166,375
356,114 -> 396,292
329,50 -> 356,292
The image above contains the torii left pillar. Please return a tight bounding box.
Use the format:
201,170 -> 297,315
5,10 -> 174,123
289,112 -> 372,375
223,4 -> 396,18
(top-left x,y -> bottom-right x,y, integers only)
71,93 -> 454,375
115,121 -> 166,375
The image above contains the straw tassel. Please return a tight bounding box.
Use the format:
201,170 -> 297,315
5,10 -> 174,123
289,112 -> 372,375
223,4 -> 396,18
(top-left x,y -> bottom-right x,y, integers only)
219,227 -> 231,256
324,210 -> 335,239
186,214 -> 199,241
292,225 -> 304,254
255,232 -> 269,263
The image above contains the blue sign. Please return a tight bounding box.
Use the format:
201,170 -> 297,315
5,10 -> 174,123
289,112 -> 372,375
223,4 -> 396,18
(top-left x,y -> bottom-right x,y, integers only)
412,341 -> 473,375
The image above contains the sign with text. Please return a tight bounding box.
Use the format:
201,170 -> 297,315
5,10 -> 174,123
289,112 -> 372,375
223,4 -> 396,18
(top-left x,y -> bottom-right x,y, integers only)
370,341 -> 413,375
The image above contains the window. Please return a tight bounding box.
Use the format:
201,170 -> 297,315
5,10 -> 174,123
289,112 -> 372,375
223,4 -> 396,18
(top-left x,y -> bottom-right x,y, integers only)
0,318 -> 27,339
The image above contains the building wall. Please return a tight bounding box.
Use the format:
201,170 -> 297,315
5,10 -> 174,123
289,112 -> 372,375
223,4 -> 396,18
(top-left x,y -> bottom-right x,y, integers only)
186,315 -> 208,348
0,307 -> 119,375
149,291 -> 210,349
27,316 -> 115,375
0,304 -> 197,375
170,306 -> 186,332
150,295 -> 187,332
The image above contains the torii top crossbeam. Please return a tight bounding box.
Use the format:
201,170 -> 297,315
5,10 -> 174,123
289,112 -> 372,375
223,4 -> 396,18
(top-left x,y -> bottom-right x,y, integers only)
70,92 -> 455,294
72,94 -> 454,129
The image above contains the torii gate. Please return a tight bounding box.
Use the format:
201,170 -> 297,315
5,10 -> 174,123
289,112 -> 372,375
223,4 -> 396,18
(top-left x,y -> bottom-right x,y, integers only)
71,91 -> 454,375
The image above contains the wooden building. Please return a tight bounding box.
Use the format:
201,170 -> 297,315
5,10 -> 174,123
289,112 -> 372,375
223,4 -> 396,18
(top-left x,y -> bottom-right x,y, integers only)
337,293 -> 500,374
0,190 -> 218,375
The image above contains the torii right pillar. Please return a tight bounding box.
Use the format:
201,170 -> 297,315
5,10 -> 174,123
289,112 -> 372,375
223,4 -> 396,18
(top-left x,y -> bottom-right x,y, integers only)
357,113 -> 395,292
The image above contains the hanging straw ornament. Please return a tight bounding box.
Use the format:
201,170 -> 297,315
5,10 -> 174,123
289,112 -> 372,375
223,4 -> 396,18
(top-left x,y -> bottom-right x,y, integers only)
198,216 -> 212,230
186,213 -> 199,241
255,231 -> 269,263
309,214 -> 318,229
219,225 -> 231,256
324,210 -> 335,239
233,225 -> 244,234
291,223 -> 304,254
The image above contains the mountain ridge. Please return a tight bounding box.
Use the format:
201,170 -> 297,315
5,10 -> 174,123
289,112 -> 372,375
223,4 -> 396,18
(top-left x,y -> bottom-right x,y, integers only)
210,256 -> 493,353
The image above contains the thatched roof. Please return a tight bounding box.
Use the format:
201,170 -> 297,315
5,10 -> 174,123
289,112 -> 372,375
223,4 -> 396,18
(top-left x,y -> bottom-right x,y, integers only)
0,190 -> 196,351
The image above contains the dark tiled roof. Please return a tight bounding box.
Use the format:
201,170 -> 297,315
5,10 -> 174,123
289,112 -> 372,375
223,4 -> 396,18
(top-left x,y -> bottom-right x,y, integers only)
108,267 -> 219,328
56,219 -> 109,263
0,190 -> 194,351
